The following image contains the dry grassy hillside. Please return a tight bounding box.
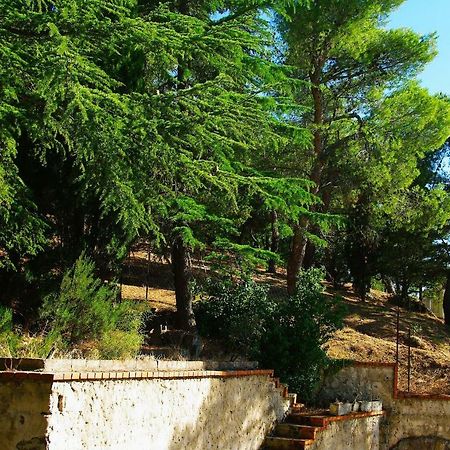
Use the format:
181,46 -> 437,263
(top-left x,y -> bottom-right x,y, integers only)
324,286 -> 449,394
122,252 -> 450,395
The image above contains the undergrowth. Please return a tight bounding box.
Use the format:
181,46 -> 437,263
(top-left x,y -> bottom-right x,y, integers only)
0,254 -> 147,359
195,268 -> 346,403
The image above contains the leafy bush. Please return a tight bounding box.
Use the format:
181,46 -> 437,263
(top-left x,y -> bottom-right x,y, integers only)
195,269 -> 346,402
0,306 -> 12,334
41,253 -> 143,358
0,306 -> 58,358
260,269 -> 346,402
194,280 -> 274,356
94,331 -> 143,360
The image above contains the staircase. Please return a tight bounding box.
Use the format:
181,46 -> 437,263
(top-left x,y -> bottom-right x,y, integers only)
262,408 -> 324,449
263,403 -> 386,449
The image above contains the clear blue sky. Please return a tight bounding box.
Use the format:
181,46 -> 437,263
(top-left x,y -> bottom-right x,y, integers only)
388,0 -> 449,94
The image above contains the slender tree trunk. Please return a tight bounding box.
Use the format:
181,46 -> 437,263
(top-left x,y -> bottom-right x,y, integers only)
382,276 -> 395,294
268,210 -> 279,274
443,271 -> 450,327
303,240 -> 315,270
171,237 -> 196,330
287,218 -> 309,295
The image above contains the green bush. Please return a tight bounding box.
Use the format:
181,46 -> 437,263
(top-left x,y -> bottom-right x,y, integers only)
0,306 -> 12,334
195,280 -> 274,356
0,306 -> 58,358
194,269 -> 346,402
41,253 -> 144,358
94,330 -> 143,360
260,269 -> 346,402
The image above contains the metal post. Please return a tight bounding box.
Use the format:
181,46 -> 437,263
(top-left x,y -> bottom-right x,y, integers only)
407,327 -> 411,392
145,246 -> 150,302
396,305 -> 400,365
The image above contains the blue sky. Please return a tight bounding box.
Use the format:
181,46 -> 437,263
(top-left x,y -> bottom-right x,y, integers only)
388,0 -> 449,94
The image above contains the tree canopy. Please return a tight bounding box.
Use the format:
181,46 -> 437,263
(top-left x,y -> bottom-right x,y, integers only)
1,0 -> 449,327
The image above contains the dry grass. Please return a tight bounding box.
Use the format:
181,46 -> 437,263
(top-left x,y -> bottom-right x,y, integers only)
325,286 -> 450,394
121,254 -> 449,394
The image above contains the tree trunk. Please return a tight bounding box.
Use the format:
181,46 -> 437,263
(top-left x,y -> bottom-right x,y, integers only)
303,238 -> 316,270
268,210 -> 279,274
287,219 -> 309,295
171,237 -> 196,330
286,65 -> 324,293
382,276 -> 395,294
443,271 -> 450,327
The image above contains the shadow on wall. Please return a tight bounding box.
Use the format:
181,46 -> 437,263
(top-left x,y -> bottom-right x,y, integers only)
390,436 -> 450,450
167,377 -> 278,450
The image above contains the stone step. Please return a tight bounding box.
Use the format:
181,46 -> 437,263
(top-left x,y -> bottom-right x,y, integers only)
290,403 -> 305,414
286,414 -> 327,427
263,436 -> 314,449
275,424 -> 319,440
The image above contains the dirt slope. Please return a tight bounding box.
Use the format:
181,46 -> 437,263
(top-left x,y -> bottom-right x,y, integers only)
122,253 -> 449,394
324,286 -> 450,394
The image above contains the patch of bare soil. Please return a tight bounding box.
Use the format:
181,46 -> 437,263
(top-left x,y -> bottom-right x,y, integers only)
325,286 -> 450,395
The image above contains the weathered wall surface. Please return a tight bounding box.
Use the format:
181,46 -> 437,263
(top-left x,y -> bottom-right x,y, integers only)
390,436 -> 450,449
46,375 -> 287,450
318,363 -> 450,450
384,397 -> 450,449
0,379 -> 51,450
318,363 -> 396,409
0,365 -> 289,450
310,416 -> 383,450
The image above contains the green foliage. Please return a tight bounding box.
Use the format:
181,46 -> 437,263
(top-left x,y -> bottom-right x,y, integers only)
195,268 -> 345,402
0,306 -> 12,334
40,253 -> 143,357
195,279 -> 274,355
259,269 -> 346,402
93,331 -> 143,360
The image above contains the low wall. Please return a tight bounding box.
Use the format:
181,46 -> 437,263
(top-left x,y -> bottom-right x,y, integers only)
310,415 -> 383,450
0,360 -> 290,450
385,394 -> 450,449
318,362 -> 450,450
318,363 -> 397,409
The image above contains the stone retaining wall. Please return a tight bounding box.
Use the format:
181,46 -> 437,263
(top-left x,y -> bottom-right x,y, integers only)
318,362 -> 450,450
0,360 -> 289,450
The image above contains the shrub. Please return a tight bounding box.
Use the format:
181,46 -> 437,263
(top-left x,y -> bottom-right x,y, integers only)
0,306 -> 58,358
260,269 -> 346,402
94,330 -> 143,359
0,306 -> 12,334
194,269 -> 346,402
194,280 -> 275,357
41,253 -> 144,358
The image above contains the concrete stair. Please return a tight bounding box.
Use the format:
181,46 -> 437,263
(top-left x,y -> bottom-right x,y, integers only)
263,407 -> 386,449
262,409 -> 324,449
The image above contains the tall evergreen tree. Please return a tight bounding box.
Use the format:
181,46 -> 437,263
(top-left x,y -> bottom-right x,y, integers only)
278,0 -> 448,293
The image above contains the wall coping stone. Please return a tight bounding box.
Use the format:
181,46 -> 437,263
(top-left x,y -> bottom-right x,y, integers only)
0,368 -> 274,382
0,358 -> 258,373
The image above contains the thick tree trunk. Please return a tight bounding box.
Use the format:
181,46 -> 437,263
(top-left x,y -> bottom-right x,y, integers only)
268,210 -> 279,274
171,237 -> 196,330
443,271 -> 450,327
286,66 -> 324,293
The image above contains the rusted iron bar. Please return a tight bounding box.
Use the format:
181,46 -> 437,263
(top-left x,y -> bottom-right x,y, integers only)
145,246 -> 150,302
407,327 -> 411,392
396,305 -> 400,365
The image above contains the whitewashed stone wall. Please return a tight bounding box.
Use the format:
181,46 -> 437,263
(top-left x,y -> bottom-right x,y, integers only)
317,363 -> 450,450
0,364 -> 289,450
